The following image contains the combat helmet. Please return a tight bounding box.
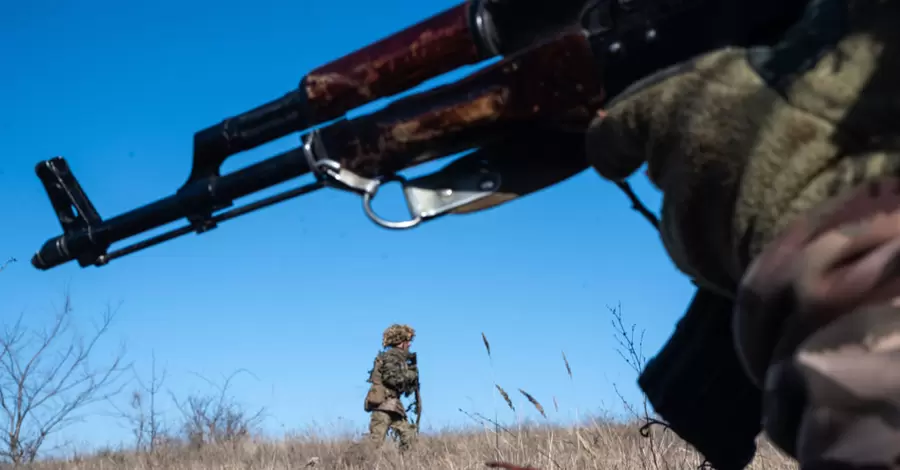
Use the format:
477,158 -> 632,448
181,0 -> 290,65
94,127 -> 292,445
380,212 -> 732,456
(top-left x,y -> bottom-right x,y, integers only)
382,324 -> 415,348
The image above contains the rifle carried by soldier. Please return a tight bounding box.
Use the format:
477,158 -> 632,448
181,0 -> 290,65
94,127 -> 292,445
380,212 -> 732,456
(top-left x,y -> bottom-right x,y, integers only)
29,0 -> 807,271
407,352 -> 422,430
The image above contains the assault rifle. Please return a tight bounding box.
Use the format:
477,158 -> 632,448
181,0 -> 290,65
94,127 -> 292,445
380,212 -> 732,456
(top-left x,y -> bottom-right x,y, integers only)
30,0 -> 807,271
414,375 -> 422,430
405,352 -> 422,429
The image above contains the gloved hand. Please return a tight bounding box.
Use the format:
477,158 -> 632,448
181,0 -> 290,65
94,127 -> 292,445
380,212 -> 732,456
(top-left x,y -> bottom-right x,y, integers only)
735,177 -> 900,467
583,0 -> 892,297
584,45 -> 781,296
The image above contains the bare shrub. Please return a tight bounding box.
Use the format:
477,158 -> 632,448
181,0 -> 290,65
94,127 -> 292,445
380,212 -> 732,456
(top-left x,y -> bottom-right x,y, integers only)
0,295 -> 128,464
109,351 -> 170,453
170,370 -> 265,450
608,303 -> 678,470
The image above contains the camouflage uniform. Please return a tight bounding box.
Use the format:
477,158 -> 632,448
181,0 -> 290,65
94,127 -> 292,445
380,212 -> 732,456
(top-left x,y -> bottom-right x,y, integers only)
363,324 -> 418,451
587,0 -> 900,467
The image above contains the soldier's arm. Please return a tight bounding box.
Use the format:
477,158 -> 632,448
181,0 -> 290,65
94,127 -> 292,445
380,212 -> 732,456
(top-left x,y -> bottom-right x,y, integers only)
381,351 -> 417,391
366,355 -> 380,383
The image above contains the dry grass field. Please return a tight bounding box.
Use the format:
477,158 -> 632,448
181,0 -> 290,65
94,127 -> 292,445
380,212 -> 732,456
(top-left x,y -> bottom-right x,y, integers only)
19,420 -> 797,470
2,301 -> 798,470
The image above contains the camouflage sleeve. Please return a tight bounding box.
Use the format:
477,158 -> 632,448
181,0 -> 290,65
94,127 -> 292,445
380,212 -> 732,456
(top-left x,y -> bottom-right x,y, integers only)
380,351 -> 417,393
366,355 -> 379,383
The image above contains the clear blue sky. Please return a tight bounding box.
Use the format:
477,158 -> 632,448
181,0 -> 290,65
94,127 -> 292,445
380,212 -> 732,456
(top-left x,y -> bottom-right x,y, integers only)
1,0 -> 696,455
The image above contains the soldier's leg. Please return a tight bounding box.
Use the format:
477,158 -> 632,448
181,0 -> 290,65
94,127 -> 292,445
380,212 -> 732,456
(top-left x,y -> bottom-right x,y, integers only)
366,411 -> 392,446
735,177 -> 900,468
390,417 -> 418,452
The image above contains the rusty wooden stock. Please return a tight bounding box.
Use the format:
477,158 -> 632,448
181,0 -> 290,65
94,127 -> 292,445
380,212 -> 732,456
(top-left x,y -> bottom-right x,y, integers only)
315,31 -> 603,178
303,2 -> 486,124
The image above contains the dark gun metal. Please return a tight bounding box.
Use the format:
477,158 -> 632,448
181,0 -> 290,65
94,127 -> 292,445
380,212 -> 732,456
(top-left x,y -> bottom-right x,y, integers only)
32,148 -> 315,269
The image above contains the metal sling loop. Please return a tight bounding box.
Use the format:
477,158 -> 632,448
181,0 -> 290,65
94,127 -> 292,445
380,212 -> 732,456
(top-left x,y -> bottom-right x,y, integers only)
361,175 -> 424,230
302,130 -> 423,230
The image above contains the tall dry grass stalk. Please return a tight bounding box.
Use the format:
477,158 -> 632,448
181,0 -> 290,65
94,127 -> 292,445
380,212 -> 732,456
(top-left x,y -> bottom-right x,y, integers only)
561,353 -> 572,380
517,390 -> 545,419
480,331 -> 505,457
496,385 -> 515,412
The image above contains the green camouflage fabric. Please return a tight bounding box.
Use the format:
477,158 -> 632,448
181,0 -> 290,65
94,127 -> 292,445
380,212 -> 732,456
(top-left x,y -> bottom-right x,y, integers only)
379,347 -> 419,400
736,176 -> 900,467
367,410 -> 418,451
585,0 -> 900,466
365,347 -> 419,450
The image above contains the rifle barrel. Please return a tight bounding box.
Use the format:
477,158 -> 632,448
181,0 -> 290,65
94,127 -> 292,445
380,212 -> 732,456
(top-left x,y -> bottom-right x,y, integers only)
32,146 -> 312,270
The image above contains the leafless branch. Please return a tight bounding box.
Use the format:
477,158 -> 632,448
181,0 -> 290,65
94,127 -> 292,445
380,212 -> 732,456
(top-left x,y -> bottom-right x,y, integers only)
608,304 -> 671,470
168,369 -> 265,449
0,295 -> 129,464
0,258 -> 16,274
106,351 -> 169,453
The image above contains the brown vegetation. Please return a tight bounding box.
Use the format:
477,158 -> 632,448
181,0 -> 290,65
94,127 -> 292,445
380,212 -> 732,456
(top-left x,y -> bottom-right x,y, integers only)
21,419 -> 796,470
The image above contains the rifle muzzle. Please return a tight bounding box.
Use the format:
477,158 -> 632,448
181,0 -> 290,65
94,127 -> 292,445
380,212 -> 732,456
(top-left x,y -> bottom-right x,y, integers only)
32,147 -> 315,270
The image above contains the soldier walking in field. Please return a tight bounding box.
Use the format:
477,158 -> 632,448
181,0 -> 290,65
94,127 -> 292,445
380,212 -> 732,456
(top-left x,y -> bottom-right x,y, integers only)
363,324 -> 419,451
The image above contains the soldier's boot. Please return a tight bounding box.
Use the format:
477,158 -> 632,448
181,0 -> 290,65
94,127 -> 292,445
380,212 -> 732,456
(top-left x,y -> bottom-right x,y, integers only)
735,177 -> 900,469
